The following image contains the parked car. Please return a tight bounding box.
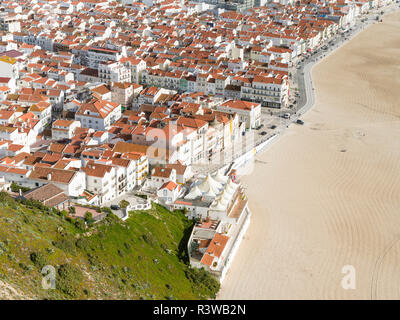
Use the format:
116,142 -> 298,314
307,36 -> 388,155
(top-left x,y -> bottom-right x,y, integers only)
270,125 -> 277,129
296,119 -> 304,125
110,205 -> 120,210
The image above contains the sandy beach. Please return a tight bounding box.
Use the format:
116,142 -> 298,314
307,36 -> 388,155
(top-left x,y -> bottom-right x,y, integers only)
218,12 -> 400,300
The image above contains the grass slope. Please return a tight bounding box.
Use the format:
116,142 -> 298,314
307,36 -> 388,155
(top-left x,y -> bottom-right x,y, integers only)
0,193 -> 219,300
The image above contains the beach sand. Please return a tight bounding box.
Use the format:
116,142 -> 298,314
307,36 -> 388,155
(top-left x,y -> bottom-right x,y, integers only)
218,12 -> 400,299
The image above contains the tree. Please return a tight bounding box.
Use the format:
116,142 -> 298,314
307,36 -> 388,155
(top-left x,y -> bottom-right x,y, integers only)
84,211 -> 95,226
119,200 -> 130,209
69,206 -> 76,214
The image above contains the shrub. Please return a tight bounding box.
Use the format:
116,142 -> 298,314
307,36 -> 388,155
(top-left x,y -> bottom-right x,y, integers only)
60,210 -> 68,217
75,238 -> 93,253
185,267 -> 220,298
119,200 -> 130,209
21,199 -> 47,211
101,207 -> 112,214
57,264 -> 84,298
69,206 -> 76,214
74,219 -> 86,231
142,233 -> 157,246
11,182 -> 30,193
58,263 -> 83,282
0,192 -> 14,207
30,252 -> 47,269
84,211 -> 95,226
53,238 -> 76,255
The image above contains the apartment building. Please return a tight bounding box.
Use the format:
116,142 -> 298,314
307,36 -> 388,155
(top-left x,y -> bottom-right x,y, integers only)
240,76 -> 289,108
120,57 -> 146,83
111,82 -> 134,109
0,13 -> 21,32
98,61 -> 131,83
82,161 -> 117,204
177,117 -> 208,163
83,46 -> 124,69
120,151 -> 149,186
217,100 -> 261,130
110,157 -> 137,195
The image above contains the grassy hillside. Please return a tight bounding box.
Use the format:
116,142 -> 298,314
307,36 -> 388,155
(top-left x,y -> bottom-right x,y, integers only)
0,192 -> 219,300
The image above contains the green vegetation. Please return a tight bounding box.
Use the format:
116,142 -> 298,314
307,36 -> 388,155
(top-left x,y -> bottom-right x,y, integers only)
10,182 -> 30,193
119,200 -> 130,209
84,212 -> 95,226
0,192 -> 219,299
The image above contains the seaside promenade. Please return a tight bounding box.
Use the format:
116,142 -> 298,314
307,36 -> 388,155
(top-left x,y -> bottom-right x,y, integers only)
218,7 -> 400,300
192,4 -> 398,178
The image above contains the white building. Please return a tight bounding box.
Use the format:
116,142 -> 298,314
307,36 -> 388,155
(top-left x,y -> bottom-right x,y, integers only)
157,180 -> 182,204
146,166 -> 176,191
75,99 -> 122,131
172,170 -> 251,282
84,46 -> 125,69
52,119 -> 81,140
27,167 -> 86,197
98,61 -> 131,83
121,57 -> 146,83
82,161 -> 117,204
217,100 -> 261,130
240,75 -> 289,108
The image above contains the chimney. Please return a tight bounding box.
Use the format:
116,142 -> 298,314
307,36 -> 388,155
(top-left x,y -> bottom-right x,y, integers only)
47,173 -> 52,180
